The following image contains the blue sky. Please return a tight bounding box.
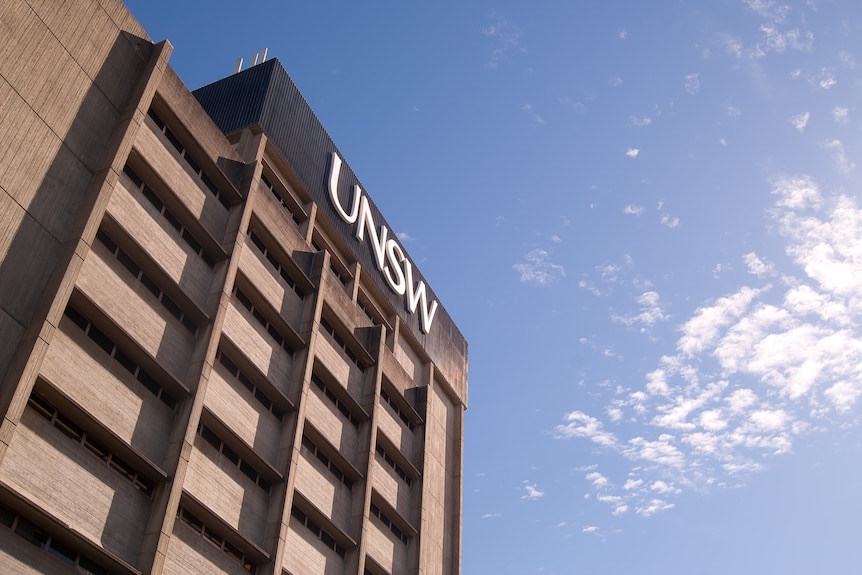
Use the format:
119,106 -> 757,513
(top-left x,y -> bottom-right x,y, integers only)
126,1 -> 862,573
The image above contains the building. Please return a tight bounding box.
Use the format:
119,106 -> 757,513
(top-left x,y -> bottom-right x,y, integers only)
0,1 -> 468,574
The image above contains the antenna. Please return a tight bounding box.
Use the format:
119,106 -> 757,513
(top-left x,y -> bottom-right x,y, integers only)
234,58 -> 243,74
252,52 -> 259,66
260,48 -> 268,63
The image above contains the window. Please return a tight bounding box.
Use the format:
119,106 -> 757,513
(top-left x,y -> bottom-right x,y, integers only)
375,442 -> 413,487
63,305 -> 177,409
122,164 -> 216,267
247,229 -> 303,298
301,435 -> 353,488
28,393 -> 154,496
216,349 -> 284,420
290,506 -> 346,557
260,173 -> 301,225
370,503 -> 409,545
320,317 -> 366,372
233,287 -> 293,355
380,387 -> 415,431
197,424 -> 271,492
177,506 -> 257,573
311,373 -> 360,428
147,108 -> 231,209
95,228 -> 197,333
0,503 -> 111,574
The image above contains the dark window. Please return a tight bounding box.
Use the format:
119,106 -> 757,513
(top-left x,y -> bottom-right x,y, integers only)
176,507 -> 256,573
232,287 -> 293,354
94,228 -> 197,334
122,164 -> 216,267
290,506 -> 346,557
197,424 -> 270,492
147,108 -> 232,209
27,394 -> 154,497
63,305 -> 177,409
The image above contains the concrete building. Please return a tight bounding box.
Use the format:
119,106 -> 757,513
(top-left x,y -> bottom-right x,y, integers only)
0,1 -> 467,574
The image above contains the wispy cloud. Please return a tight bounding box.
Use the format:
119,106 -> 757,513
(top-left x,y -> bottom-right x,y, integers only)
789,111 -> 809,132
513,249 -> 565,286
559,96 -> 585,113
832,106 -> 849,124
758,25 -> 814,54
822,139 -> 855,173
660,214 -> 680,228
743,252 -> 775,277
813,67 -> 837,89
556,174 -> 862,517
521,103 -> 546,126
629,114 -> 652,127
626,148 -> 640,158
744,0 -> 790,23
612,291 -> 669,330
728,3 -> 813,59
624,204 -> 644,216
482,11 -> 525,69
521,481 -> 545,500
683,73 -> 700,94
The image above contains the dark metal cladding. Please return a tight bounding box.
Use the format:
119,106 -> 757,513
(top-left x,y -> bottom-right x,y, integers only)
193,60 -> 467,397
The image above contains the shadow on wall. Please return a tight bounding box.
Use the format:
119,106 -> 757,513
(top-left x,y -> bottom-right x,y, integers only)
0,22 -> 152,389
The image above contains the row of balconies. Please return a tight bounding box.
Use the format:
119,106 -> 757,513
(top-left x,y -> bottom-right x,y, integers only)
1,101 -> 436,574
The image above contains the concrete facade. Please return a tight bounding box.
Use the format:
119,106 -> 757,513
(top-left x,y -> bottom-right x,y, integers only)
0,1 -> 467,574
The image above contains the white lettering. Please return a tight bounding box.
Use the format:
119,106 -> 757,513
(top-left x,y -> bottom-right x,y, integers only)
355,196 -> 389,272
326,152 -> 438,333
328,153 -> 361,224
404,258 -> 438,334
383,239 -> 406,295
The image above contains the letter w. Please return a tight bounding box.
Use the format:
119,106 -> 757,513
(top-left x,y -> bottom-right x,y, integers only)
404,260 -> 438,333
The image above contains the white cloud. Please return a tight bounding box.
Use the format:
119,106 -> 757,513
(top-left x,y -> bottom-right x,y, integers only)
626,148 -> 640,158
624,204 -> 644,216
629,114 -> 652,127
612,291 -> 669,329
660,214 -> 680,228
683,73 -> 700,94
396,231 -> 415,241
815,68 -> 837,89
554,411 -> 618,447
582,525 -> 599,533
586,471 -> 609,488
789,111 -> 809,132
744,252 -> 775,277
521,481 -> 545,500
832,106 -> 849,124
556,173 -> 862,519
759,26 -> 814,54
636,499 -> 675,517
482,11 -> 525,69
559,96 -> 585,113
521,103 -> 546,126
513,249 -> 565,286
610,75 -> 623,87
744,0 -> 789,23
822,139 -> 855,173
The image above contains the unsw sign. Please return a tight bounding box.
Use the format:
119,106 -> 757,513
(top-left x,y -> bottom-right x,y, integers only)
327,153 -> 438,334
